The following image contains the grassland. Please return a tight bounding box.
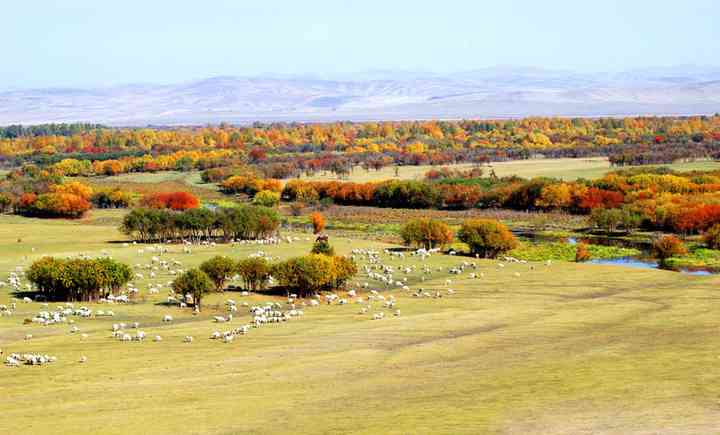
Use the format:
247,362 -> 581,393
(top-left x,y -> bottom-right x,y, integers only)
1,211 -> 720,434
301,157 -> 720,183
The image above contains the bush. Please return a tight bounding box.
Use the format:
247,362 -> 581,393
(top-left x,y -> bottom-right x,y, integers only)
311,237 -> 335,256
200,256 -> 236,291
310,212 -> 325,234
91,188 -> 133,208
172,269 -> 214,311
703,224 -> 720,249
458,219 -> 518,258
399,218 -> 454,250
652,235 -> 687,261
236,257 -> 271,292
141,191 -> 199,210
27,257 -> 132,301
253,190 -> 280,207
575,243 -> 592,262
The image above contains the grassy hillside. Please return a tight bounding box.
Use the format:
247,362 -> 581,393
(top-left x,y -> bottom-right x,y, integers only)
1,212 -> 719,434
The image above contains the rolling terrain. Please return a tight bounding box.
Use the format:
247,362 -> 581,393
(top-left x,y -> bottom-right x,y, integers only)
1,66 -> 719,125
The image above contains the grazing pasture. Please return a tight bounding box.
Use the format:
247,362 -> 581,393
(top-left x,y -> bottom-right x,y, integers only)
1,212 -> 719,434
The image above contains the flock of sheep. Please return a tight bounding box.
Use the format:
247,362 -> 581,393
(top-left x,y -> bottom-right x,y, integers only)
2,236 -> 546,369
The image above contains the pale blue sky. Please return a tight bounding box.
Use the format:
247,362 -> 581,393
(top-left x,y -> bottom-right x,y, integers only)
2,0 -> 718,88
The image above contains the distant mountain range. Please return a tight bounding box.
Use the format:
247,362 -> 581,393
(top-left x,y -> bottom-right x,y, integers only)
1,66 -> 719,126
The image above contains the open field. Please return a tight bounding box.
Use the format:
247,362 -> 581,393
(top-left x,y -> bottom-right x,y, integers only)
2,211 -> 720,434
301,157 -> 720,183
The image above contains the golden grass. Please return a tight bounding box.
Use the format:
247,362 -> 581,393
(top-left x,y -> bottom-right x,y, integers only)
1,211 -> 719,434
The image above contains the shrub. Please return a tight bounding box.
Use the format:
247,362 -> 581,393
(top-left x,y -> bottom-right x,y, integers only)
172,269 -> 214,311
311,237 -> 335,256
236,257 -> 271,292
253,190 -> 280,207
652,235 -> 687,261
575,243 -> 592,262
310,212 -> 325,234
704,224 -> 720,249
91,188 -> 133,208
289,202 -> 305,216
142,191 -> 199,210
399,218 -> 454,250
200,256 -> 236,291
457,219 -> 518,258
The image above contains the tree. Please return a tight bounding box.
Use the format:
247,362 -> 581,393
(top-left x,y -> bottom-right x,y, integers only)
236,257 -> 271,292
652,235 -> 687,262
399,218 -> 453,250
200,256 -> 236,291
172,269 -> 213,311
704,224 -> 720,249
457,219 -> 518,258
253,190 -> 280,207
310,212 -> 325,234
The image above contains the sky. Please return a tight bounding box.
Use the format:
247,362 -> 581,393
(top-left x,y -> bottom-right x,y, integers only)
2,0 -> 719,88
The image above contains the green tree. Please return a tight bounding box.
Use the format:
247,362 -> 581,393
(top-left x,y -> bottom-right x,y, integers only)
399,218 -> 453,250
457,219 -> 518,258
172,269 -> 214,311
236,257 -> 271,292
200,256 -> 236,291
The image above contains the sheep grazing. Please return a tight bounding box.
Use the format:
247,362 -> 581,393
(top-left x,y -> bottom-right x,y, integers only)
79,356 -> 87,363
24,334 -> 33,341
394,309 -> 401,317
183,336 -> 194,343
162,314 -> 173,322
373,312 -> 385,320
153,335 -> 163,342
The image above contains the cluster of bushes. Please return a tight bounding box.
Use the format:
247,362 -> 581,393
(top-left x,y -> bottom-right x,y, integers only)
16,181 -> 93,218
91,188 -> 134,209
48,149 -> 235,177
27,257 -> 132,301
141,191 -> 200,211
120,205 -> 280,242
0,166 -> 136,218
220,175 -> 283,196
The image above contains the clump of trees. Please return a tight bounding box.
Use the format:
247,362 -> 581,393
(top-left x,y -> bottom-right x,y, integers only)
400,218 -> 453,250
27,257 -> 132,301
120,205 -> 280,243
271,254 -> 357,297
458,219 -> 518,258
171,269 -> 214,311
